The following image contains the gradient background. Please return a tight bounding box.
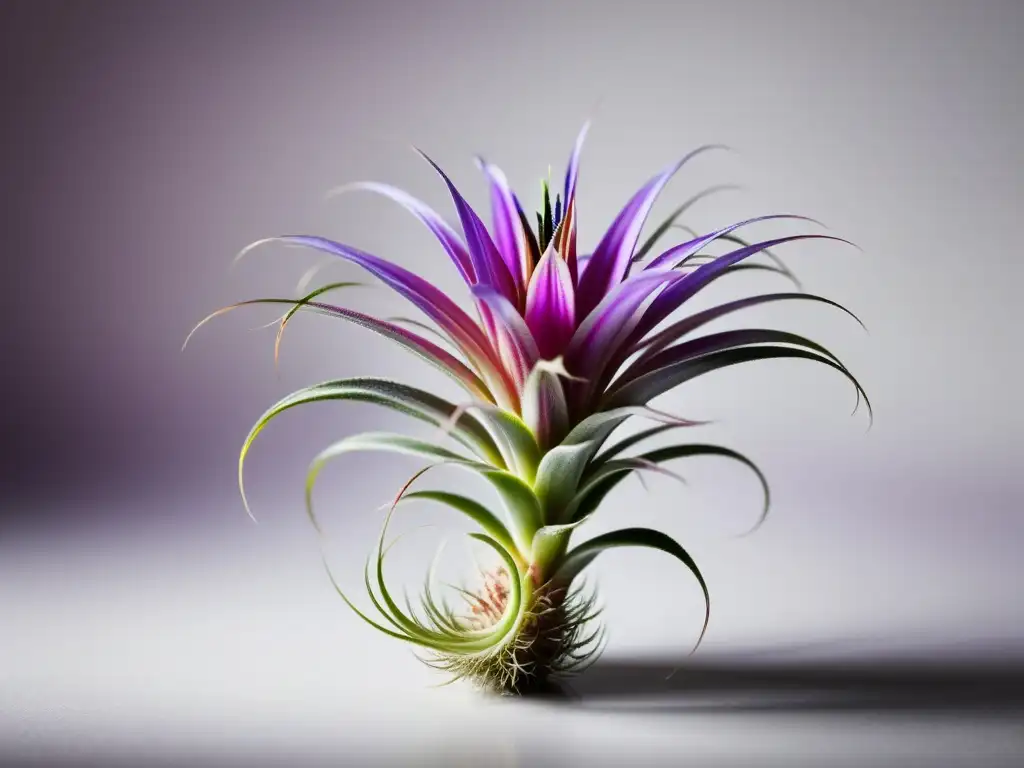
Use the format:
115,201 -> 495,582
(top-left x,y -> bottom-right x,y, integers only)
2,1 -> 1022,766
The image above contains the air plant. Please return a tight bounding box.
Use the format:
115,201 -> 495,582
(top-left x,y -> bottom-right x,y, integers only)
188,123 -> 869,696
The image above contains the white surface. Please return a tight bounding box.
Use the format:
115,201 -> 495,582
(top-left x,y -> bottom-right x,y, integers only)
4,494 -> 1022,768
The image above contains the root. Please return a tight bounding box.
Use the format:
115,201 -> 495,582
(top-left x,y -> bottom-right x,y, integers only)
418,576 -> 605,695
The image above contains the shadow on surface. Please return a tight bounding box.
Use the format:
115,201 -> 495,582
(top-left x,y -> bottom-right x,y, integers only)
540,652 -> 1024,715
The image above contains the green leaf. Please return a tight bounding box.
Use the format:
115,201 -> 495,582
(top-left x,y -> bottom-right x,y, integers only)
565,456 -> 689,525
534,405 -> 710,524
605,346 -> 872,427
417,541 -> 480,636
303,432 -> 483,531
399,490 -> 522,564
272,281 -> 366,365
556,405 -> 705,467
418,541 -> 464,634
581,455 -> 688,492
622,328 -> 852,386
322,532 -> 468,651
559,410 -> 632,448
553,527 -> 710,653
381,529 -> 526,652
371,509 -> 463,646
465,532 -> 529,643
483,471 -> 545,552
628,292 -> 864,366
367,476 -> 527,652
302,431 -> 542,553
532,440 -> 604,524
563,404 -> 695,446
591,424 -> 680,465
459,404 -> 541,483
541,179 -> 553,250
238,377 -> 505,520
321,554 -> 429,646
571,444 -> 770,534
521,359 -> 571,452
362,547 -> 418,636
530,517 -> 590,572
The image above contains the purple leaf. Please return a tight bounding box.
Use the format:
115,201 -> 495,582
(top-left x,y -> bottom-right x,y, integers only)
521,360 -> 571,450
644,215 -> 818,271
632,184 -> 744,263
575,145 -> 727,322
524,246 -> 576,360
631,235 -> 853,345
330,182 -> 475,284
559,121 -> 590,286
295,300 -> 495,402
476,158 -> 528,295
566,269 -> 680,381
271,235 -> 516,405
416,150 -> 520,305
563,121 -> 590,205
471,285 -> 540,385
186,295 -> 493,404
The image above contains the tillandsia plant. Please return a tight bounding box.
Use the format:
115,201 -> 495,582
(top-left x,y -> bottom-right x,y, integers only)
188,123 -> 870,695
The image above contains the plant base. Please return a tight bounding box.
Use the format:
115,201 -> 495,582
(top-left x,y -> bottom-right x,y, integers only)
421,569 -> 604,695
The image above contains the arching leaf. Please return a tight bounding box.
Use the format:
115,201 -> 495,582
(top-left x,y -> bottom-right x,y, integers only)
238,378 -> 505,520
554,527 -> 710,653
